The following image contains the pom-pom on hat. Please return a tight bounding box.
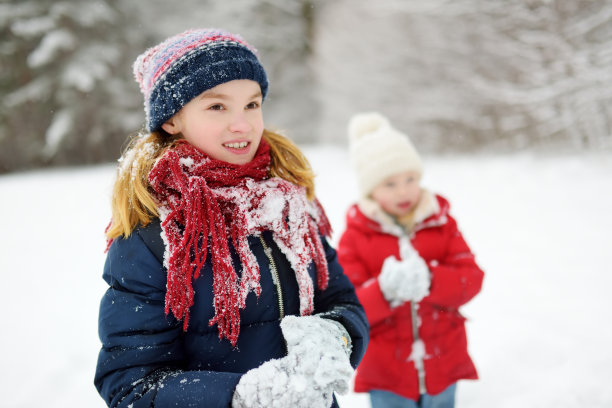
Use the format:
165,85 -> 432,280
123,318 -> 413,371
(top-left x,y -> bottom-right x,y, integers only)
348,112 -> 423,198
134,28 -> 269,132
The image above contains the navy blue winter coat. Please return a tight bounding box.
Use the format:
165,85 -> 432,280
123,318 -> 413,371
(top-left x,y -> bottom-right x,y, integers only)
94,219 -> 369,408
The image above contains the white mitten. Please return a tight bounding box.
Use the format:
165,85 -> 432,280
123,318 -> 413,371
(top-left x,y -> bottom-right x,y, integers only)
232,357 -> 293,408
280,315 -> 353,396
232,315 -> 353,408
378,238 -> 430,307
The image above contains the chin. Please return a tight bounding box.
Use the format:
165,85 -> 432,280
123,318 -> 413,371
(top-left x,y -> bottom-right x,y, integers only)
229,156 -> 255,165
393,209 -> 412,217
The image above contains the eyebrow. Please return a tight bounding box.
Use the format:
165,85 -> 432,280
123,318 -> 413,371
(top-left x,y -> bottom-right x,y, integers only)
199,90 -> 262,100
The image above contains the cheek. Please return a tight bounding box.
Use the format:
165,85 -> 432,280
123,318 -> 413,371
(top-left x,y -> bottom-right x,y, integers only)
379,201 -> 396,213
375,195 -> 395,211
185,122 -> 220,140
410,187 -> 422,202
252,116 -> 264,135
251,122 -> 265,148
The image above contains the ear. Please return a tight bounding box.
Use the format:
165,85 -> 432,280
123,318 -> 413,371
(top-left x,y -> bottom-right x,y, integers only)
161,116 -> 181,135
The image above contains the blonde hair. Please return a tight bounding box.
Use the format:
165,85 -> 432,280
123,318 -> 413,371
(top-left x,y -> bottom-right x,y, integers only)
106,129 -> 315,240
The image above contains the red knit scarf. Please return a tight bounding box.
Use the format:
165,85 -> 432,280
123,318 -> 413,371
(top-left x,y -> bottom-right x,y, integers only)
147,139 -> 331,346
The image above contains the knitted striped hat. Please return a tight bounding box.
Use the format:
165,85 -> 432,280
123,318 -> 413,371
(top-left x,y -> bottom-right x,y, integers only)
134,28 -> 269,132
348,112 -> 423,198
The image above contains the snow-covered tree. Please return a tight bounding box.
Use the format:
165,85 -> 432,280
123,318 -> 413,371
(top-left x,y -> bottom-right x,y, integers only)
0,0 -> 148,172
3,0 -> 610,173
312,0 -> 612,151
0,0 -> 318,173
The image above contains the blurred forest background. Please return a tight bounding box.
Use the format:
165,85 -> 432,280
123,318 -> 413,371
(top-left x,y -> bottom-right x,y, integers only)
1,0 -> 611,174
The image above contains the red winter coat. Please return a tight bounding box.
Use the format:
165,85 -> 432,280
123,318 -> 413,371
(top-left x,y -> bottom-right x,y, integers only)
337,192 -> 484,400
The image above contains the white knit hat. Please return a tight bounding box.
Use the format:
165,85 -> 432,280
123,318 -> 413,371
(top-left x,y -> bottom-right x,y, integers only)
348,112 -> 423,198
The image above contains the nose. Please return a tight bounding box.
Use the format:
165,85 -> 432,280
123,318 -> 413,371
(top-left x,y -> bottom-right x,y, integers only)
228,112 -> 252,133
398,183 -> 412,197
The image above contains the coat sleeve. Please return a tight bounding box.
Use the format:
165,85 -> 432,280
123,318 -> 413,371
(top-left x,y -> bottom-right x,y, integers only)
422,215 -> 484,308
314,236 -> 370,369
337,228 -> 395,328
94,231 -> 241,408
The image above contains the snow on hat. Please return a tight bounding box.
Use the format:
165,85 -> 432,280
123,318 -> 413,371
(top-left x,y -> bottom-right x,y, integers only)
348,112 -> 423,198
134,28 -> 269,132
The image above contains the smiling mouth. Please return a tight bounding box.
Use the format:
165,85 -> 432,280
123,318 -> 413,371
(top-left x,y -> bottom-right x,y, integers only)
223,141 -> 249,149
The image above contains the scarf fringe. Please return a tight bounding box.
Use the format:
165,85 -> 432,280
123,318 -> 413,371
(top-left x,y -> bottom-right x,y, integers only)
147,141 -> 330,346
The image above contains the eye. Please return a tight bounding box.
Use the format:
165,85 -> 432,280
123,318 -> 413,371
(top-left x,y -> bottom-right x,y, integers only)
246,101 -> 261,110
208,104 -> 225,111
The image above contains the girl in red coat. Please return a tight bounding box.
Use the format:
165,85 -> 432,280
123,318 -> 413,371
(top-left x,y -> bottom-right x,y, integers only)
337,112 -> 484,408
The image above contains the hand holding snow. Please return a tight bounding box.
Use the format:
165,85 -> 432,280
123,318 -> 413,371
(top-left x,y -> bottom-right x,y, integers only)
280,315 -> 353,395
379,239 -> 431,307
232,315 -> 353,408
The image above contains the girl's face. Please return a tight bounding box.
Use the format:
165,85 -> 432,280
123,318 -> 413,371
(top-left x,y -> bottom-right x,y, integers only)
370,170 -> 422,218
162,79 -> 264,165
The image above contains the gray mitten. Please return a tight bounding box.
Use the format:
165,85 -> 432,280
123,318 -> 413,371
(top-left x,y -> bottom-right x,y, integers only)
378,237 -> 430,307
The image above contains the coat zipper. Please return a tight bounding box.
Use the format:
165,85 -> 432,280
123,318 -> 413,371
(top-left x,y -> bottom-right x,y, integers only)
259,236 -> 285,320
397,233 -> 427,395
411,302 -> 427,394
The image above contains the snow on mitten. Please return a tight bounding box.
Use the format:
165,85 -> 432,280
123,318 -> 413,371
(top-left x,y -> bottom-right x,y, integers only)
232,316 -> 353,408
397,237 -> 430,302
232,357 -> 291,408
395,252 -> 430,303
280,315 -> 354,404
378,254 -> 407,306
232,353 -> 322,408
379,238 -> 431,307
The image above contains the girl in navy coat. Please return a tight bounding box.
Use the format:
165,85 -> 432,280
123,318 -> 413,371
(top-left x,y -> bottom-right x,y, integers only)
94,28 -> 368,408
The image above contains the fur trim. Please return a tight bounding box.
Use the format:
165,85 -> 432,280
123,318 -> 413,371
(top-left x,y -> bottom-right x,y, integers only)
356,189 -> 440,236
412,189 -> 440,225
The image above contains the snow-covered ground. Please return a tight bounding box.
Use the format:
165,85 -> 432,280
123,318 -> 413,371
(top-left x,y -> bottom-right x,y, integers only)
1,146 -> 611,407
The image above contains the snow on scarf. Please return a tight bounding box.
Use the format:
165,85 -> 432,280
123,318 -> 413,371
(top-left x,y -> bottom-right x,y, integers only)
148,139 -> 331,346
